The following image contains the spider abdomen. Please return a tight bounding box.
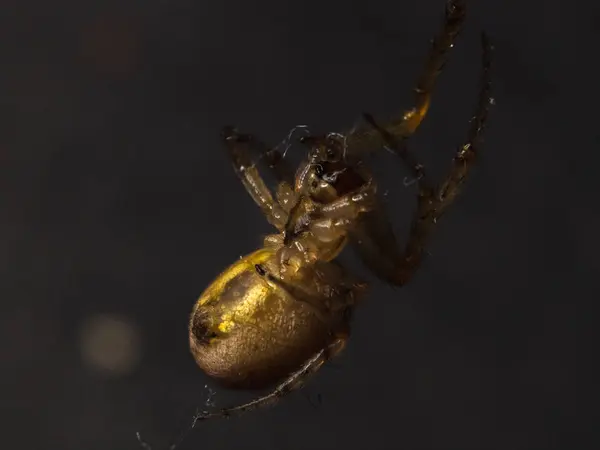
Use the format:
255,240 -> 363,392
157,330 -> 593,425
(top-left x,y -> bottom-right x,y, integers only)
189,249 -> 349,389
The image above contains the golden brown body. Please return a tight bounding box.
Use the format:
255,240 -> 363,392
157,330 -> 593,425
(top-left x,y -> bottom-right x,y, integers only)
189,248 -> 358,389
185,0 -> 493,422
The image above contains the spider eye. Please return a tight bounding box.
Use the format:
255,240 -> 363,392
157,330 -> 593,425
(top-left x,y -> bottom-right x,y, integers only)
314,164 -> 324,177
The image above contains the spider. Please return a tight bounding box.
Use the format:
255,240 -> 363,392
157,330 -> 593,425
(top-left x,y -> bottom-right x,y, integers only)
188,0 -> 493,421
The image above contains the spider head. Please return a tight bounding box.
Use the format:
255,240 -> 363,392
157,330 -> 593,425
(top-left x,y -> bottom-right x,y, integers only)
299,132 -> 345,164
297,132 -> 367,200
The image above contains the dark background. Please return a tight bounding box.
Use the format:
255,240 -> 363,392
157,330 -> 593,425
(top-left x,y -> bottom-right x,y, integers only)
1,0 -> 595,449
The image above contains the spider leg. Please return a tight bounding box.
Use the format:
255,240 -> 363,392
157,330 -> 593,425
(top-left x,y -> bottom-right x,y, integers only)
222,127 -> 295,230
317,180 -> 378,219
348,199 -> 406,286
251,138 -> 297,187
351,32 -> 493,286
345,0 -> 466,159
389,0 -> 467,140
161,333 -> 344,448
194,336 -> 347,421
257,256 -> 365,321
362,112 -> 432,190
434,33 -> 492,216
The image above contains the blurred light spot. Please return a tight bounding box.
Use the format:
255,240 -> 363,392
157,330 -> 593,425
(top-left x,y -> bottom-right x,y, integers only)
79,313 -> 142,377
